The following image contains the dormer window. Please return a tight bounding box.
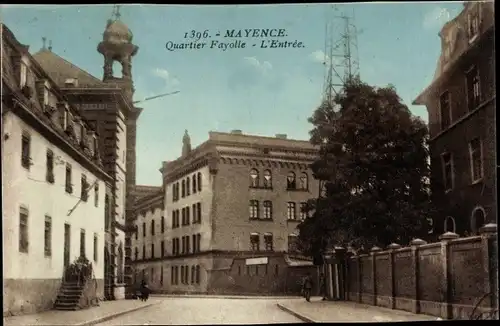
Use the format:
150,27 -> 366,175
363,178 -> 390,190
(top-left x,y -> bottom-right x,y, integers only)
63,107 -> 70,130
43,86 -> 49,106
80,122 -> 85,142
93,135 -> 98,154
64,78 -> 79,87
20,62 -> 27,88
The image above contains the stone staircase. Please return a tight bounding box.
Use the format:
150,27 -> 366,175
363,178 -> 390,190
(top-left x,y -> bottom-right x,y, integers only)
53,256 -> 99,311
54,282 -> 85,311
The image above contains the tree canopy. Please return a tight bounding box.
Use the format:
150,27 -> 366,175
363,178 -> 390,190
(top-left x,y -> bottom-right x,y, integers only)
297,78 -> 435,256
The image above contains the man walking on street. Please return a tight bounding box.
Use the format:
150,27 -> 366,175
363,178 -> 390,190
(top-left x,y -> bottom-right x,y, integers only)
302,273 -> 313,302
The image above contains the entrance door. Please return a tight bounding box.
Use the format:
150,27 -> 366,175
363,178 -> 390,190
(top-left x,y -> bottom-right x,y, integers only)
104,248 -> 114,300
64,224 -> 71,267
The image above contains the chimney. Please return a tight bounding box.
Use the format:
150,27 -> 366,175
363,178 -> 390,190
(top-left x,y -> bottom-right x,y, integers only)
231,129 -> 243,135
275,134 -> 287,139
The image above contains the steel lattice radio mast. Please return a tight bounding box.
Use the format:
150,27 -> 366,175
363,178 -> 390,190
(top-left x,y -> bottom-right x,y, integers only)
317,5 -> 362,200
321,5 -> 362,108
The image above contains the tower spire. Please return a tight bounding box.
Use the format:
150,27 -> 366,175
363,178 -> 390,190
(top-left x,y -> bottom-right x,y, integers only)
182,130 -> 192,157
41,37 -> 46,50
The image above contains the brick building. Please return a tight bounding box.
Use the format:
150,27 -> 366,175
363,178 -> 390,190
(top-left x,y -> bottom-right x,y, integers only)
2,24 -> 112,315
413,2 -> 496,236
132,130 -> 320,294
32,11 -> 142,299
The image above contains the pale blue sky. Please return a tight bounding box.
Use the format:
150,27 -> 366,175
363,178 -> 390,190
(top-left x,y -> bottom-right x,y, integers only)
1,3 -> 463,186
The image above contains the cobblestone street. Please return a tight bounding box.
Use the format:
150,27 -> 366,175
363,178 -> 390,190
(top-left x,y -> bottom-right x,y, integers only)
95,297 -> 303,325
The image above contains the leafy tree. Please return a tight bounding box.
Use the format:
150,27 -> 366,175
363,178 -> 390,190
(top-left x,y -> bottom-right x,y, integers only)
298,78 -> 435,255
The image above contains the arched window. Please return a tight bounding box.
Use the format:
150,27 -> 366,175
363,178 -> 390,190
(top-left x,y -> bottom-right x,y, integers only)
444,216 -> 456,233
287,172 -> 296,189
471,206 -> 486,235
192,174 -> 197,193
263,170 -> 272,188
299,172 -> 308,190
250,169 -> 259,188
186,177 -> 191,196
197,172 -> 202,192
181,180 -> 186,198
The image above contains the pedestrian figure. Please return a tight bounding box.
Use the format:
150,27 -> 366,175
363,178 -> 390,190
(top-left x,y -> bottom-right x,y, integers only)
319,273 -> 327,301
140,279 -> 150,302
302,273 -> 313,302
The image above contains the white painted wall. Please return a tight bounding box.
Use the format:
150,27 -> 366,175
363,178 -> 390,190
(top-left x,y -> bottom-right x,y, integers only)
2,113 -> 106,280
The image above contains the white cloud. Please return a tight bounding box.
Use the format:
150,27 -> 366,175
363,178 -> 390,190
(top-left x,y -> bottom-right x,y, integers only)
423,7 -> 451,30
152,68 -> 180,89
243,56 -> 272,75
309,50 -> 328,64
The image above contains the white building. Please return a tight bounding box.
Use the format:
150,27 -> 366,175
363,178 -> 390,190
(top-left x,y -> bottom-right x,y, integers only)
2,24 -> 112,316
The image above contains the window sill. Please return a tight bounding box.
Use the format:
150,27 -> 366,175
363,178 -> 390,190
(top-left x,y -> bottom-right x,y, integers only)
470,178 -> 483,186
430,96 -> 495,142
468,34 -> 479,44
249,186 -> 273,190
287,188 -> 309,192
249,218 -> 273,221
287,219 -> 304,223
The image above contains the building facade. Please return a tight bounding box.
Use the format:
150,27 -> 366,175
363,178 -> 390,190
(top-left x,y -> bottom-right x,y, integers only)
413,2 -> 496,237
130,187 -> 165,289
133,130 -> 319,294
32,13 -> 141,299
2,24 -> 112,315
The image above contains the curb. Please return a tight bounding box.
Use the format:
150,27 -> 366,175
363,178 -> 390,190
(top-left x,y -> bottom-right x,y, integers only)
276,303 -> 316,323
152,294 -> 302,300
76,301 -> 160,326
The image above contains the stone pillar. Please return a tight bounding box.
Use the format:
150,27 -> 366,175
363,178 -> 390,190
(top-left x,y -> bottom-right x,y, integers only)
479,223 -> 498,310
355,254 -> 362,303
103,56 -> 113,79
370,246 -> 382,306
439,231 -> 459,320
410,238 -> 427,314
124,114 -> 138,299
387,243 -> 401,309
345,249 -> 354,300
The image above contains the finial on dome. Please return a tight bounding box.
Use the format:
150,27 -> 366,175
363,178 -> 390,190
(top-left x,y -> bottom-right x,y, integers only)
112,5 -> 122,20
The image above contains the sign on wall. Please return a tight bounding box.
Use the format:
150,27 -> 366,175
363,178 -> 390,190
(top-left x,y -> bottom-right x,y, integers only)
245,257 -> 268,265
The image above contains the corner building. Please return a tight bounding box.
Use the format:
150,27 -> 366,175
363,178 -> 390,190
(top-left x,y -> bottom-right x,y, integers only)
413,2 -> 496,237
137,130 -> 319,295
31,13 -> 142,299
2,24 -> 112,315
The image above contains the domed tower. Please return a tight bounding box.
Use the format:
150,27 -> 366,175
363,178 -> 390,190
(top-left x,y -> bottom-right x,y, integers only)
97,5 -> 138,101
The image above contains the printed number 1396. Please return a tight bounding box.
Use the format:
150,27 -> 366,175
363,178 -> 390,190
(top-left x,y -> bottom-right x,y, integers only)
184,30 -> 209,40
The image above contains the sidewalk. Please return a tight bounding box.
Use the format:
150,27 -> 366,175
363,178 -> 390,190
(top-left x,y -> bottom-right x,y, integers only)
3,298 -> 161,326
277,297 -> 441,322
